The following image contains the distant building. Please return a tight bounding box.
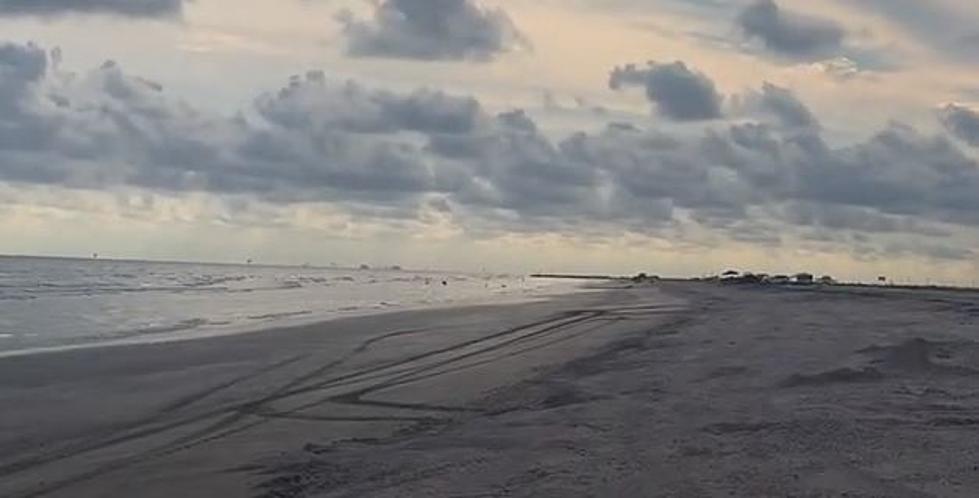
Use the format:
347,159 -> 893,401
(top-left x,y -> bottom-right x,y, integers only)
794,273 -> 815,284
818,275 -> 836,285
767,275 -> 791,285
720,270 -> 741,283
632,273 -> 659,283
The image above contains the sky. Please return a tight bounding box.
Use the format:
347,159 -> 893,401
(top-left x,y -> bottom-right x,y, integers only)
2,0 -> 979,283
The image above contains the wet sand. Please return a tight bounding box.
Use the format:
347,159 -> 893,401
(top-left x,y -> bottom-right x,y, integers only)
3,282 -> 979,497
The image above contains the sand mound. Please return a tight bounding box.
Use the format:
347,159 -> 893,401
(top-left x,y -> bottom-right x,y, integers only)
860,338 -> 977,375
866,338 -> 941,371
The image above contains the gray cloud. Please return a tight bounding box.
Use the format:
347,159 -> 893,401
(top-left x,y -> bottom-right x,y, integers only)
849,0 -> 979,63
938,104 -> 979,147
794,123 -> 979,226
254,72 -> 484,135
337,0 -> 527,61
3,43 -> 979,260
609,61 -> 723,121
782,202 -> 944,237
734,83 -> 819,130
0,42 -> 46,110
737,0 -> 845,58
0,0 -> 182,18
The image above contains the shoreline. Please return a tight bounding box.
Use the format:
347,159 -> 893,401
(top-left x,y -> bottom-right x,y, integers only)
0,278 -> 591,360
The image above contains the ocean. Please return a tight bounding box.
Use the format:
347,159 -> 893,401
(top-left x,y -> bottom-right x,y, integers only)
0,256 -> 579,356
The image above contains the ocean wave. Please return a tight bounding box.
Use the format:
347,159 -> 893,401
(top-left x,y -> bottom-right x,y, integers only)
0,294 -> 37,301
124,318 -> 210,337
295,276 -> 330,284
184,275 -> 250,288
0,258 -> 579,355
247,310 -> 313,321
22,283 -> 233,297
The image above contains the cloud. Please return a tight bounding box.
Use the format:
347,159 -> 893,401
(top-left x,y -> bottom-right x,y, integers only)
233,73 -> 490,198
337,0 -> 527,61
794,123 -> 979,226
0,55 -> 487,207
809,56 -> 863,80
938,104 -> 979,147
737,0 -> 845,59
782,202 -> 944,236
609,61 -> 723,121
0,0 -> 182,18
3,43 -> 979,260
0,42 -> 47,108
254,72 -> 484,135
733,83 -> 819,130
847,0 -> 979,63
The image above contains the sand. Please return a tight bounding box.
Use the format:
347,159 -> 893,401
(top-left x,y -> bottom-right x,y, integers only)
2,282 -> 979,497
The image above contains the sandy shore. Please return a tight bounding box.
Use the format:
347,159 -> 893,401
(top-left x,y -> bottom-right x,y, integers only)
3,282 -> 979,497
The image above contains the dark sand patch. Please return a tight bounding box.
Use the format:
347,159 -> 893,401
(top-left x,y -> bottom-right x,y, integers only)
860,338 -> 979,376
703,365 -> 750,380
780,367 -> 884,388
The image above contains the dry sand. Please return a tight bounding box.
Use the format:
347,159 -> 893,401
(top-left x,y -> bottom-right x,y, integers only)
2,282 -> 979,497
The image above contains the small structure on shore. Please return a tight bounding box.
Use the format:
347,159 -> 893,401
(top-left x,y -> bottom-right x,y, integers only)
707,269 -> 838,287
718,272 -> 765,285
631,273 -> 660,284
720,270 -> 741,283
794,273 -> 815,285
738,273 -> 765,284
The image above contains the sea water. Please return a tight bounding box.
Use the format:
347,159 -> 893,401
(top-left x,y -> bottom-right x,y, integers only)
0,256 -> 579,355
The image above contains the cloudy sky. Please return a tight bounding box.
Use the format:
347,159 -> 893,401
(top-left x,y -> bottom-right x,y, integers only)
2,0 -> 979,283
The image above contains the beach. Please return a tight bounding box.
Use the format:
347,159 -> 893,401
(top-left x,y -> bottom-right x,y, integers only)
3,282 -> 979,497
